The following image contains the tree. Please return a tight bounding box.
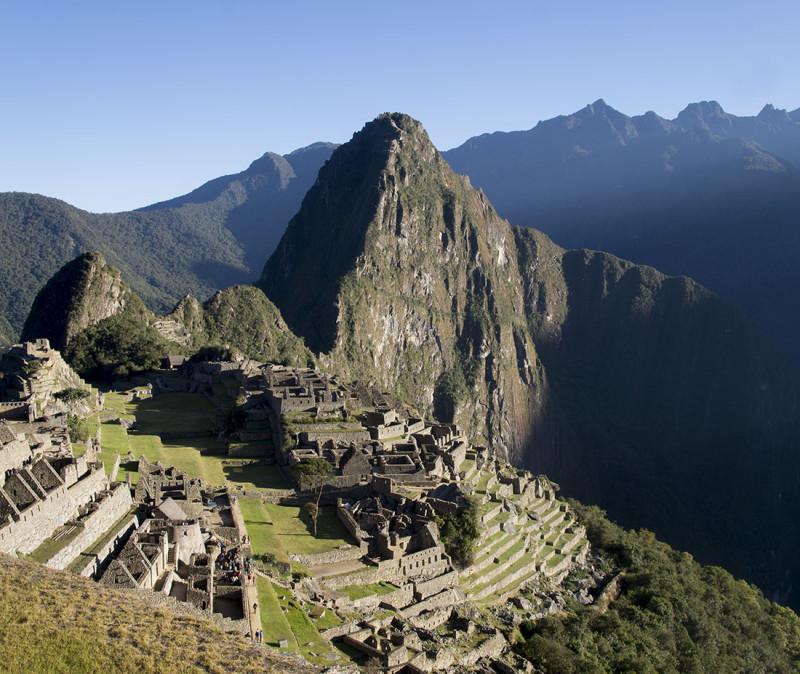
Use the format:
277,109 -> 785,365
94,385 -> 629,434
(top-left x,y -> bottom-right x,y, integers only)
434,495 -> 481,566
302,501 -> 320,535
292,459 -> 333,536
67,414 -> 91,443
290,458 -> 333,483
54,388 -> 90,404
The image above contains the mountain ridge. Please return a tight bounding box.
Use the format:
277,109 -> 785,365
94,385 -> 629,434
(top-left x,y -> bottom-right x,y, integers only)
442,99 -> 800,371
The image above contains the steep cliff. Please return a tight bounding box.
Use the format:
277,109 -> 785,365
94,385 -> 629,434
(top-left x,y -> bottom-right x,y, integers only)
515,228 -> 800,603
259,114 -> 545,453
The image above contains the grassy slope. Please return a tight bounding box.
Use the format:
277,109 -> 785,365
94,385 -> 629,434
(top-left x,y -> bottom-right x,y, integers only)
0,554 -> 318,674
263,503 -> 356,555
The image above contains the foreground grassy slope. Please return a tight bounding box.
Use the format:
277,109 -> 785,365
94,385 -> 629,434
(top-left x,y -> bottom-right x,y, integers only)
0,554 -> 319,674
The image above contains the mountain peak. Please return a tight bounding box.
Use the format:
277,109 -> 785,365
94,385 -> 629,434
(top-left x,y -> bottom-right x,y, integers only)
757,103 -> 792,124
675,101 -> 732,132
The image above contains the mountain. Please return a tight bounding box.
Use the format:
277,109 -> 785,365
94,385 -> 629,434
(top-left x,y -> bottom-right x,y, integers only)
258,113 -> 800,607
0,143 -> 334,348
259,113 -> 546,456
442,100 -> 800,371
21,251 -> 143,352
21,251 -> 312,379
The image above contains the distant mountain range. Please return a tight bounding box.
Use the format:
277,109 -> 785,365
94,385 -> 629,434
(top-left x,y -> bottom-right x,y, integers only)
0,143 -> 334,347
443,99 -> 800,370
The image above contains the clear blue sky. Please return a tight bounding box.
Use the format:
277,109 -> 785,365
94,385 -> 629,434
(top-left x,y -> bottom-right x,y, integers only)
2,0 -> 798,213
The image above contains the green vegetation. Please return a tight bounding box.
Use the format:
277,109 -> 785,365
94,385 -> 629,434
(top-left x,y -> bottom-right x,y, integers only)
263,503 -> 355,555
239,499 -> 289,566
255,576 -> 297,650
67,414 -> 93,444
65,299 -> 172,380
54,387 -> 90,403
95,387 -> 288,490
337,582 -> 398,600
0,554 -> 315,674
28,525 -> 84,564
271,582 -> 334,664
130,392 -> 216,434
517,504 -> 800,673
435,495 -> 481,566
191,286 -> 314,368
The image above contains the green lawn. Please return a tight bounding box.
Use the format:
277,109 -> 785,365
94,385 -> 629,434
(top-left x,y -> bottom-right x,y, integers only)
127,392 -> 217,435
221,462 -> 289,490
263,504 -> 356,555
28,525 -> 84,564
337,582 -> 398,601
312,607 -> 343,631
255,577 -> 297,650
273,584 -> 334,663
239,499 -> 289,565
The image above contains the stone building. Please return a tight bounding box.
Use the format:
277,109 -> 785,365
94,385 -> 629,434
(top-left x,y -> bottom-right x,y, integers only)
0,424 -> 131,562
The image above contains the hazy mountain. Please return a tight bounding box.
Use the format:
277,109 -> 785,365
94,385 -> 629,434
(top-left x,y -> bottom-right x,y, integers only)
442,100 -> 800,370
0,143 -> 335,348
258,113 -> 800,607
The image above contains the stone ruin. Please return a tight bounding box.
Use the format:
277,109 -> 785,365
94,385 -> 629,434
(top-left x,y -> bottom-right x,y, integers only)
0,419 -> 132,575
101,457 -> 253,633
0,339 -> 97,421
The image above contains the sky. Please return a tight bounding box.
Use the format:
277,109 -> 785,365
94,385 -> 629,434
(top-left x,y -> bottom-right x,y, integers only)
2,0 -> 798,213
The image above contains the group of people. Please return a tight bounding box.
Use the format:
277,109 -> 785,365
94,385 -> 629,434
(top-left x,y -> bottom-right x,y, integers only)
216,541 -> 255,586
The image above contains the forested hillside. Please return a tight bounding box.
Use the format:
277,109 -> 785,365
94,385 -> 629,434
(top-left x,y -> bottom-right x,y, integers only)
0,143 -> 333,347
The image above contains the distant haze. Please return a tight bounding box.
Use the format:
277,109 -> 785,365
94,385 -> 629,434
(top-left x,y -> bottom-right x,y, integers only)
1,1 -> 798,213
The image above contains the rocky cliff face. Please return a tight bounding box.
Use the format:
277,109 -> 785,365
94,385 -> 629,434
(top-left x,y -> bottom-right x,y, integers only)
515,229 -> 800,603
21,251 -> 137,350
259,113 -> 800,607
259,114 -> 545,454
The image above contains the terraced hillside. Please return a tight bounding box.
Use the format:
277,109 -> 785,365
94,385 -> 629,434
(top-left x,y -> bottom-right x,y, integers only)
460,455 -> 588,604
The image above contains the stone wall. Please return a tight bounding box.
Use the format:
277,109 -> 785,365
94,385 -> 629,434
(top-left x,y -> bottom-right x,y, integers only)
67,464 -> 108,510
78,512 -> 138,579
210,525 -> 240,544
298,430 -> 371,445
337,504 -> 369,544
291,542 -> 366,567
399,546 -> 446,580
322,565 -> 385,590
459,630 -> 507,666
408,605 -> 452,631
379,583 -> 415,609
0,484 -> 71,554
47,483 -> 132,570
110,453 -> 121,482
0,437 -> 32,482
414,569 -> 457,600
400,587 -> 460,618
